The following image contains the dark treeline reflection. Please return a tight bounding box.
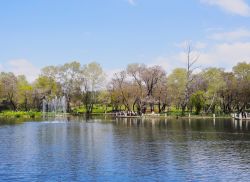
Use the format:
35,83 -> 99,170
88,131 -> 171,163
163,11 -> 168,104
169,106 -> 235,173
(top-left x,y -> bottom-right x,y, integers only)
0,117 -> 249,181
112,117 -> 250,133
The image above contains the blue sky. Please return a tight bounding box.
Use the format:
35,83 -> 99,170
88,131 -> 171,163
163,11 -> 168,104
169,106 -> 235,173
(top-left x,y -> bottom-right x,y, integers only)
0,0 -> 250,81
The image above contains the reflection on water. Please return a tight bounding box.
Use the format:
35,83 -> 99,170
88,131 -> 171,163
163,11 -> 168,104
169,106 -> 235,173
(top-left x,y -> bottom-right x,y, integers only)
0,116 -> 249,181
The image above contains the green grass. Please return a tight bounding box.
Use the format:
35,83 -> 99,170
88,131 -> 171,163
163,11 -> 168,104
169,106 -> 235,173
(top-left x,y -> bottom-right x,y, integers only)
0,111 -> 42,118
72,105 -> 231,117
0,105 -> 231,119
72,105 -> 113,114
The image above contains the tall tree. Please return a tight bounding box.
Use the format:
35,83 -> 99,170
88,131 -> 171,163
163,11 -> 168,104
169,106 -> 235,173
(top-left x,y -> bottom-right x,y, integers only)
233,62 -> 250,112
17,75 -> 33,111
167,68 -> 187,110
81,62 -> 105,114
201,68 -> 225,113
0,72 -> 18,111
181,43 -> 199,115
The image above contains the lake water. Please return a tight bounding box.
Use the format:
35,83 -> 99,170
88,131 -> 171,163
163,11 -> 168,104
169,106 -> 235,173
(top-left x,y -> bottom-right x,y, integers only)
0,116 -> 249,182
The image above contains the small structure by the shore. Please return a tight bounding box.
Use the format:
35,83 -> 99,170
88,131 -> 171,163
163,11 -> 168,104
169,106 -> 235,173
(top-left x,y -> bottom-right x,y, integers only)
232,113 -> 250,120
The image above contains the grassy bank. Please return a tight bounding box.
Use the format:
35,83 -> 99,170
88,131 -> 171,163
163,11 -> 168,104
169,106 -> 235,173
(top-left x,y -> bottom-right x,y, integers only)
72,105 -> 113,114
0,108 -> 232,120
0,111 -> 42,119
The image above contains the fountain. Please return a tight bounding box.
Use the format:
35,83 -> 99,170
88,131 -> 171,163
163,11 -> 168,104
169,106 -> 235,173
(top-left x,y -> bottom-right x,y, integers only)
42,96 -> 67,116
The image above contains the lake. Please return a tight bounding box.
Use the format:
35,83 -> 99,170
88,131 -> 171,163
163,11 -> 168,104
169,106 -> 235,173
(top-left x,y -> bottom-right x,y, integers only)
0,116 -> 249,181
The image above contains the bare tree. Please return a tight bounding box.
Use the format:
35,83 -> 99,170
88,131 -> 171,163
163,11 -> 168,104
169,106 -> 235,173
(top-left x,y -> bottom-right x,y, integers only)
127,64 -> 146,114
181,43 -> 199,115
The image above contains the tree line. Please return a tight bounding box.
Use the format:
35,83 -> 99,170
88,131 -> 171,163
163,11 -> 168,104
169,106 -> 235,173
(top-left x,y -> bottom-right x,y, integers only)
0,61 -> 249,115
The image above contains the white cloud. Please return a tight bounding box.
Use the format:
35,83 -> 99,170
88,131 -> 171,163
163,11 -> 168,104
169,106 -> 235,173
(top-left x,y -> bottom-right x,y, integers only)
150,41 -> 250,73
104,68 -> 123,82
147,55 -> 183,74
199,42 -> 250,69
195,42 -> 207,49
201,0 -> 250,16
175,41 -> 207,50
7,59 -> 40,82
127,0 -> 136,5
209,28 -> 250,41
106,38 -> 250,78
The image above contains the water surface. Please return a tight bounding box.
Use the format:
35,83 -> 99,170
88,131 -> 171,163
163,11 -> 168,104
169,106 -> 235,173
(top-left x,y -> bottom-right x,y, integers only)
0,117 -> 249,181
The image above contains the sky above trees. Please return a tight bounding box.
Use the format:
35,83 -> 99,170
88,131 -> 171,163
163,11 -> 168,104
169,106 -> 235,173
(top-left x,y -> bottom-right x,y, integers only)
0,0 -> 250,82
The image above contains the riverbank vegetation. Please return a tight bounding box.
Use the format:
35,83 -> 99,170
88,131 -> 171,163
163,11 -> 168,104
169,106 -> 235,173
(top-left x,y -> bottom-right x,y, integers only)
0,111 -> 42,118
0,58 -> 249,117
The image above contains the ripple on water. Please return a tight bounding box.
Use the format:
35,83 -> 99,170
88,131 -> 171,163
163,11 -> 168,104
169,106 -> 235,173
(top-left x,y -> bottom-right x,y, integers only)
0,118 -> 249,181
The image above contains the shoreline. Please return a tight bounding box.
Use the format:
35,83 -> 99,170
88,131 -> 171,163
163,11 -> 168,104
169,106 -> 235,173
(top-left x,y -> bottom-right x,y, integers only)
0,111 -> 233,120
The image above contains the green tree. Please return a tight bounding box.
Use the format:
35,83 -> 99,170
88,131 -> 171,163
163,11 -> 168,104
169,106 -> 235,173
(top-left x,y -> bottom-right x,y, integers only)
201,68 -> 225,113
190,91 -> 205,115
232,62 -> 250,112
0,72 -> 18,111
167,68 -> 187,111
81,62 -> 105,114
17,75 -> 33,111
